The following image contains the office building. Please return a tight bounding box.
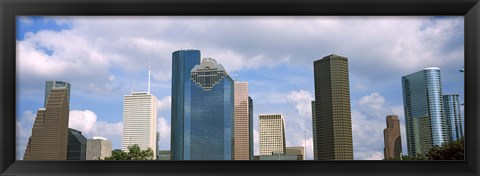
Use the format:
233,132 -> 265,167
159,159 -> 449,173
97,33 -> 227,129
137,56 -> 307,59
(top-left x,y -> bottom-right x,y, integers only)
248,96 -> 253,160
86,136 -> 112,160
177,57 -> 234,160
157,150 -> 171,160
443,94 -> 464,142
24,81 -> 70,160
44,80 -> 71,107
67,128 -> 87,160
313,54 -> 354,160
258,152 -> 303,160
171,49 -> 201,160
286,146 -> 305,160
233,82 -> 252,160
383,115 -> 402,160
311,100 -> 317,160
122,62 -> 157,159
402,67 -> 447,156
259,114 -> 286,156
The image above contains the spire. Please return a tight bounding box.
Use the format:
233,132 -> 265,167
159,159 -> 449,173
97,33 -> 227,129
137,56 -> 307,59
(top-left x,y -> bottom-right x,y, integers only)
148,57 -> 151,93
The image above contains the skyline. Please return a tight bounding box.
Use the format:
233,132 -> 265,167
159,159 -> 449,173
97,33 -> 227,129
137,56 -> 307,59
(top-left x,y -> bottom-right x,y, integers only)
16,16 -> 464,160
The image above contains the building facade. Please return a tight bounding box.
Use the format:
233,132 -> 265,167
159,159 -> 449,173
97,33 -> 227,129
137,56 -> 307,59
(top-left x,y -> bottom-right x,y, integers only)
157,150 -> 171,160
248,96 -> 254,160
311,100 -> 317,160
313,54 -> 353,160
259,114 -> 286,156
182,58 -> 234,160
443,94 -> 464,142
383,115 -> 402,160
402,67 -> 447,156
67,128 -> 87,160
122,92 -> 157,159
171,49 -> 201,160
286,146 -> 305,160
24,81 -> 70,160
86,136 -> 112,160
233,82 -> 252,160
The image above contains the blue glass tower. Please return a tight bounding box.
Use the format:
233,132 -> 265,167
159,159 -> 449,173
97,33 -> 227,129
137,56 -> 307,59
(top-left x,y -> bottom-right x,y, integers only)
443,94 -> 464,142
171,49 -> 201,160
185,58 -> 234,160
402,67 -> 447,156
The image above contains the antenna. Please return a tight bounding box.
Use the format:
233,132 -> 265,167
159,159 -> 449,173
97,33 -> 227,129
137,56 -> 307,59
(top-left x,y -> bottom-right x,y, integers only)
148,57 -> 151,93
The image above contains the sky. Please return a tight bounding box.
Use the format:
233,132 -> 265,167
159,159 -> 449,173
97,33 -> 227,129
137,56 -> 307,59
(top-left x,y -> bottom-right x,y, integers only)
15,16 -> 465,160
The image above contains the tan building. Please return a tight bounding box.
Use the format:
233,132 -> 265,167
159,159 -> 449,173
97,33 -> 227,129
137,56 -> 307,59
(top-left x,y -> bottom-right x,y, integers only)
313,54 -> 353,160
259,114 -> 286,156
286,146 -> 305,160
24,81 -> 70,160
86,136 -> 112,160
233,82 -> 252,160
383,115 -> 402,160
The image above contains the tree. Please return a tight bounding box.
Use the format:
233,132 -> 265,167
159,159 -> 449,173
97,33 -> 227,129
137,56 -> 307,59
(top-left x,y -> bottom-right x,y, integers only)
426,137 -> 464,160
103,144 -> 155,160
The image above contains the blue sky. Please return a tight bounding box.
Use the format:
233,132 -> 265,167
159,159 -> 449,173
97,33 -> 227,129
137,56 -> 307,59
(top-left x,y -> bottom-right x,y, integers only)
15,16 -> 464,160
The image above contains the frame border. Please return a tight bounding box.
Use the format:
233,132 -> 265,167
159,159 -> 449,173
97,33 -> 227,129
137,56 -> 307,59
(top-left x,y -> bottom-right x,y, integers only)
1,0 -> 479,176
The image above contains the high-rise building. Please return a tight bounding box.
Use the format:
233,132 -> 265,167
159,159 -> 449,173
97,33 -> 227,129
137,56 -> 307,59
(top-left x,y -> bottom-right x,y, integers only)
24,81 -> 70,160
402,67 -> 447,156
259,114 -> 286,156
157,150 -> 171,160
67,128 -> 87,160
178,57 -> 234,160
383,115 -> 402,160
86,136 -> 112,160
311,100 -> 317,160
248,96 -> 253,160
443,94 -> 464,142
313,54 -> 353,160
156,131 -> 160,159
122,62 -> 157,159
233,82 -> 252,160
171,49 -> 201,160
44,80 -> 71,107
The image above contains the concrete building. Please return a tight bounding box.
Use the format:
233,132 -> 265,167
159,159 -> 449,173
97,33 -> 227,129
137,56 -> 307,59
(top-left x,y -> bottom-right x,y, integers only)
248,96 -> 253,160
383,115 -> 402,160
286,146 -> 305,160
86,136 -> 112,160
443,94 -> 464,142
233,82 -> 253,160
67,128 -> 87,160
171,49 -> 201,160
157,150 -> 171,160
259,114 -> 286,156
402,67 -> 447,156
24,81 -> 70,160
313,54 -> 353,160
122,62 -> 157,159
257,152 -> 303,160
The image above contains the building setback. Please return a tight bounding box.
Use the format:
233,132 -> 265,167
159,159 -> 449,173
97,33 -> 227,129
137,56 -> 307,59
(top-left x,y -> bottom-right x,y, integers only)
402,67 -> 447,156
171,49 -> 201,160
86,136 -> 112,160
24,81 -> 71,160
383,115 -> 402,160
313,54 -> 353,160
182,58 -> 234,160
67,128 -> 87,160
234,82 -> 252,160
259,114 -> 286,156
443,94 -> 464,142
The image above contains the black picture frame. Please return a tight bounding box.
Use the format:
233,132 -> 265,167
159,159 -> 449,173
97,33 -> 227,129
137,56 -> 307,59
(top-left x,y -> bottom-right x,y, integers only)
1,0 -> 479,175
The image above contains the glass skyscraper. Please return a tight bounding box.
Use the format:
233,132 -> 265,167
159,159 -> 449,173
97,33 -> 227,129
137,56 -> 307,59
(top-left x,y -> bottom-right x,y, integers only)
171,49 -> 201,160
443,94 -> 464,142
402,67 -> 447,156
185,58 -> 234,160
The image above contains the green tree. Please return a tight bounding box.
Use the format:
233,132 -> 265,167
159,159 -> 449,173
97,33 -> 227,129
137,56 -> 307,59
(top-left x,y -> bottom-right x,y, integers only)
103,144 -> 155,160
426,137 -> 464,160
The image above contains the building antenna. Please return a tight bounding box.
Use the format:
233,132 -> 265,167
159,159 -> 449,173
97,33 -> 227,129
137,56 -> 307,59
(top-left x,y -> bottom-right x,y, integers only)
148,57 -> 151,93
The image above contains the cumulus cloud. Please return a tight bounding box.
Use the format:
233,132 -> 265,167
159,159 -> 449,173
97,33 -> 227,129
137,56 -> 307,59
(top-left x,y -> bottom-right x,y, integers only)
286,90 -> 314,117
253,129 -> 259,155
16,110 -> 37,159
157,116 -> 171,150
157,96 -> 171,112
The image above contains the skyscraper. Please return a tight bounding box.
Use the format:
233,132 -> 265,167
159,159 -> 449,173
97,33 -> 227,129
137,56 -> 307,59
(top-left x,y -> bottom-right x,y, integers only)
443,94 -> 464,142
383,115 -> 402,160
233,82 -> 252,160
44,80 -> 71,107
122,61 -> 157,159
313,54 -> 353,160
171,49 -> 201,160
67,128 -> 87,160
24,81 -> 70,160
86,136 -> 112,160
311,100 -> 317,160
181,57 -> 234,160
248,96 -> 253,160
402,67 -> 447,156
259,114 -> 286,156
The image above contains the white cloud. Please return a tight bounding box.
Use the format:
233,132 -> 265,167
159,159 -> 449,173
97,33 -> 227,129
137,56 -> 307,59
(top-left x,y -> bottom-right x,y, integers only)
253,129 -> 259,155
286,90 -> 314,117
16,110 -> 37,159
157,96 -> 171,112
157,116 -> 171,150
69,110 -> 97,134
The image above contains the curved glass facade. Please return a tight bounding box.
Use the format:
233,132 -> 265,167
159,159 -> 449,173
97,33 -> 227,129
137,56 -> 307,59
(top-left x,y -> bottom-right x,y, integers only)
443,94 -> 464,142
402,68 -> 447,156
171,50 -> 201,160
